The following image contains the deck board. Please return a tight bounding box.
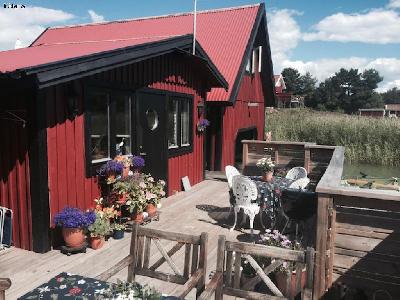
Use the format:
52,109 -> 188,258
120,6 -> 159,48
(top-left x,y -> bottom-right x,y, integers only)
0,180 -> 256,299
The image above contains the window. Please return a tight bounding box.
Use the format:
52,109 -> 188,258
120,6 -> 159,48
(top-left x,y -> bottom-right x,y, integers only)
115,95 -> 131,155
86,89 -> 132,169
181,100 -> 190,146
168,99 -> 179,148
246,46 -> 262,75
168,97 -> 193,156
89,92 -> 110,163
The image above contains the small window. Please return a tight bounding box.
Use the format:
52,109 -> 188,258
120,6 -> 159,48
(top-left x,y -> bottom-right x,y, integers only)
115,95 -> 131,155
89,92 -> 110,163
168,99 -> 179,149
168,97 -> 193,156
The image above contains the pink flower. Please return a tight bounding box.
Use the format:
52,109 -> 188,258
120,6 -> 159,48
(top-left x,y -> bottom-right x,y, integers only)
145,192 -> 155,200
139,182 -> 146,189
56,277 -> 64,282
148,177 -> 154,182
69,287 -> 82,295
160,191 -> 165,196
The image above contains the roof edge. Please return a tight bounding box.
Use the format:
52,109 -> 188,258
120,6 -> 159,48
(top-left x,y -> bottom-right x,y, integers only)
46,3 -> 262,31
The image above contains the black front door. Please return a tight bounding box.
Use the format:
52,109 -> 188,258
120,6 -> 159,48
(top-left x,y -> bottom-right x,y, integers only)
136,90 -> 168,182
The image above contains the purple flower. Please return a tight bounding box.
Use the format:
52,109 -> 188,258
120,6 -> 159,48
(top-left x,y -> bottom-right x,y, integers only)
97,160 -> 124,176
199,119 -> 210,127
132,155 -> 145,168
54,207 -> 96,228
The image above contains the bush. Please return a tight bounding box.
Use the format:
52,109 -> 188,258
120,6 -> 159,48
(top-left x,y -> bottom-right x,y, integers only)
265,109 -> 400,166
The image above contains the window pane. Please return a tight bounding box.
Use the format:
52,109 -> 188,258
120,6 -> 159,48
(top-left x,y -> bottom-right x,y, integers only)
181,100 -> 190,146
115,95 -> 131,155
168,99 -> 179,148
90,93 -> 109,162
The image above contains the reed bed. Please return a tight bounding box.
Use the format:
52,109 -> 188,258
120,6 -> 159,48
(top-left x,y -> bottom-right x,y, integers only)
265,109 -> 400,166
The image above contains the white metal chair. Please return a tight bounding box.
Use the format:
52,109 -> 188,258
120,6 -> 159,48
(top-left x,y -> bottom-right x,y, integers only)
225,165 -> 241,213
225,165 -> 240,189
289,177 -> 310,190
230,175 -> 260,235
285,167 -> 308,181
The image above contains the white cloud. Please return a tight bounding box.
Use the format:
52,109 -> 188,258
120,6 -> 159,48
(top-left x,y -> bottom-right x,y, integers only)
88,10 -> 105,23
303,9 -> 400,44
387,0 -> 400,9
0,6 -> 74,50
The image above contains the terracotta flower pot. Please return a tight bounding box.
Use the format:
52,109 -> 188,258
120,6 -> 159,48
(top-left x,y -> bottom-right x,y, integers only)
146,204 -> 157,216
90,236 -> 105,250
122,166 -> 130,178
62,227 -> 86,248
132,212 -> 144,224
275,269 -> 306,298
262,171 -> 273,182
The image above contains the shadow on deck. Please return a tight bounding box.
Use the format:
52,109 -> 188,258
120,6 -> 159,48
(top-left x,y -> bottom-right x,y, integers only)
0,179 -> 260,299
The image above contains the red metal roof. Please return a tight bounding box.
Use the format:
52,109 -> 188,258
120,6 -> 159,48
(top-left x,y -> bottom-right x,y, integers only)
2,4 -> 261,101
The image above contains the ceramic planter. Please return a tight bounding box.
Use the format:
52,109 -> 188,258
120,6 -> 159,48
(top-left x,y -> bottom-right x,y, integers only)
122,166 -> 130,178
132,212 -> 144,224
262,171 -> 273,182
90,236 -> 105,250
275,269 -> 306,298
62,227 -> 86,248
113,229 -> 125,240
145,203 -> 157,216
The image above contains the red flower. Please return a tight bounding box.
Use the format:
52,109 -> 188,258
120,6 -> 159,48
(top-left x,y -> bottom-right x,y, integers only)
56,277 -> 64,282
69,287 -> 82,295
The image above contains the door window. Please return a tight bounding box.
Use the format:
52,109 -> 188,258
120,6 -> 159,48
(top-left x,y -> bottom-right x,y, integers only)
115,95 -> 131,155
146,109 -> 159,131
168,99 -> 179,148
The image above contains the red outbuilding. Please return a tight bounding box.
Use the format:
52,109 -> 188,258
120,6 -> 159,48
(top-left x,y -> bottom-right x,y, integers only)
0,3 -> 275,252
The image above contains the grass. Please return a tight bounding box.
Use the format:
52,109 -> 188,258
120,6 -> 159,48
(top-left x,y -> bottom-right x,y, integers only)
265,108 -> 400,166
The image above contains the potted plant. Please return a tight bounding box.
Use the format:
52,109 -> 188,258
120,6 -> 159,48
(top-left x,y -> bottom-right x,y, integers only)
112,180 -> 130,205
122,176 -> 147,223
97,160 -> 124,184
256,157 -> 275,182
197,119 -> 210,132
87,211 -> 112,249
115,155 -> 132,178
54,207 -> 96,248
258,230 -> 305,298
112,223 -> 126,240
132,155 -> 145,174
142,174 -> 166,216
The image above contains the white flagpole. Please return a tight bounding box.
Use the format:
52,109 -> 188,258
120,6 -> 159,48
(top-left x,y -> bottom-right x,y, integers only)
192,0 -> 197,55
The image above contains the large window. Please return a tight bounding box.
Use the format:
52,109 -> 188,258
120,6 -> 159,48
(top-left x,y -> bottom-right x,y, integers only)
168,97 -> 193,156
86,89 -> 132,166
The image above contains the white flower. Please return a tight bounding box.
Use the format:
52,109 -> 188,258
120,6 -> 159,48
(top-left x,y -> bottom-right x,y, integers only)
59,285 -> 67,290
94,288 -> 107,294
38,286 -> 51,293
77,279 -> 86,284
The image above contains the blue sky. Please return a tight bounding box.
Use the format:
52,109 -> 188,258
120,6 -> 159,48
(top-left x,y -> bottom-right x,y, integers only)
1,0 -> 399,90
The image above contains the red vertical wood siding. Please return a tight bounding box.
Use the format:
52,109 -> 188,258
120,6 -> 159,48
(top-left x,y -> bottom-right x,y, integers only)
46,53 -> 208,219
220,72 -> 265,168
0,97 -> 32,250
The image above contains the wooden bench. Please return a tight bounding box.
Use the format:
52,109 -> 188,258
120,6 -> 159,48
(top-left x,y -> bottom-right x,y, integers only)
0,278 -> 11,300
199,235 -> 314,300
97,223 -> 208,299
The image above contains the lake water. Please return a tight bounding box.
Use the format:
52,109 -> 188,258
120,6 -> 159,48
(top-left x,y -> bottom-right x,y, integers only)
343,162 -> 400,179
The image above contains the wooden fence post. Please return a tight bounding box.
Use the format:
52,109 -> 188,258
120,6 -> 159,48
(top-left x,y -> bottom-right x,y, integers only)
313,194 -> 333,298
304,146 -> 311,173
242,142 -> 249,168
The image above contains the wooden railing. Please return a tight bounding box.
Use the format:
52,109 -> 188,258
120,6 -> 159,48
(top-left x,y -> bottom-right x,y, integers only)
242,140 -> 400,299
242,140 -> 335,188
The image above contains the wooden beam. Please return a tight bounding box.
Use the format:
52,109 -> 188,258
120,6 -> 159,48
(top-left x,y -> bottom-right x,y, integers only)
153,238 -> 182,276
29,89 -> 51,253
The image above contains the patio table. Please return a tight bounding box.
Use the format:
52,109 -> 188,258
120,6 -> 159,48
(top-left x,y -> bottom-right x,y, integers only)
248,176 -> 294,226
18,272 -> 179,300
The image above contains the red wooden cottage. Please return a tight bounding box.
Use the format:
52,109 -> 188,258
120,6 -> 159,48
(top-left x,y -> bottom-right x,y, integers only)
0,3 -> 275,252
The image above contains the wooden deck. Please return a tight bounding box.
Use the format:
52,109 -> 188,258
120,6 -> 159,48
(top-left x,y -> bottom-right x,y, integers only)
1,179 -> 258,299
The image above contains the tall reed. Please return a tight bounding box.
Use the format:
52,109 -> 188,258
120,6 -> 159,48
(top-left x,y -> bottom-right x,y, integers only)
265,109 -> 400,166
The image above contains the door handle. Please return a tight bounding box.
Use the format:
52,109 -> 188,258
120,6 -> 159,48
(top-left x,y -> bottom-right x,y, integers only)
140,152 -> 147,156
